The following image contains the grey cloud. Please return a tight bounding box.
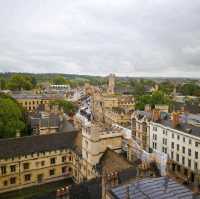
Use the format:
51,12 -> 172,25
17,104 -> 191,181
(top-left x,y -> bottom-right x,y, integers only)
0,0 -> 200,77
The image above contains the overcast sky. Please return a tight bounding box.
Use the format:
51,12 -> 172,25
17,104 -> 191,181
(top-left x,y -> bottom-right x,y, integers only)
0,0 -> 200,77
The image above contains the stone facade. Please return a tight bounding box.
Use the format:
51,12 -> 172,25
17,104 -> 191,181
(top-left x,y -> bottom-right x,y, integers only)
104,108 -> 132,127
150,119 -> 200,187
0,132 -> 83,193
91,92 -> 134,125
12,93 -> 65,112
0,149 -> 82,193
17,98 -> 50,111
81,122 -> 123,180
0,117 -> 126,194
131,111 -> 151,151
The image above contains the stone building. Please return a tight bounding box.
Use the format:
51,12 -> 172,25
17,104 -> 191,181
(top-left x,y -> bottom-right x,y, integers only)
131,111 -> 151,151
56,147 -> 162,199
0,131 -> 83,193
81,121 -> 124,180
12,93 -> 65,112
149,112 -> 200,188
104,108 -> 132,127
0,117 -> 133,194
91,92 -> 135,124
29,112 -> 61,135
56,148 -> 139,199
90,74 -> 135,125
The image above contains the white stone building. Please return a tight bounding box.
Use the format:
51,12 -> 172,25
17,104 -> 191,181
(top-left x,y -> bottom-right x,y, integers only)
149,113 -> 200,185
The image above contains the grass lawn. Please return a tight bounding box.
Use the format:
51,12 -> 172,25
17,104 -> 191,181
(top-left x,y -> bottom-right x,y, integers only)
0,178 -> 74,199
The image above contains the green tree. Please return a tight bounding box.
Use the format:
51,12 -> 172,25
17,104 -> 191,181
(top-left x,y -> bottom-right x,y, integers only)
0,78 -> 7,89
50,100 -> 78,115
135,95 -> 152,110
159,81 -> 174,95
30,76 -> 37,88
0,94 -> 26,138
7,74 -> 33,90
134,82 -> 145,96
135,91 -> 171,110
180,83 -> 200,96
52,76 -> 68,85
151,91 -> 170,104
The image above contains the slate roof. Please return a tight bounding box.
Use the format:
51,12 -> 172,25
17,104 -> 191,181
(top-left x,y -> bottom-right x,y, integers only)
30,115 -> 60,128
0,131 -> 79,159
174,101 -> 200,114
109,177 -> 196,199
159,119 -> 200,138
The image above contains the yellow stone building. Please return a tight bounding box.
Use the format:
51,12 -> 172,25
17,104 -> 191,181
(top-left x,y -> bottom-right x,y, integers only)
0,119 -> 125,194
81,121 -> 124,180
12,94 -> 65,111
0,132 -> 83,193
90,74 -> 135,125
104,108 -> 132,127
91,92 -> 135,124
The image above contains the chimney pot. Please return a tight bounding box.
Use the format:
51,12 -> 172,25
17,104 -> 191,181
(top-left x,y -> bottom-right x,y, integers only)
152,109 -> 160,122
172,112 -> 180,128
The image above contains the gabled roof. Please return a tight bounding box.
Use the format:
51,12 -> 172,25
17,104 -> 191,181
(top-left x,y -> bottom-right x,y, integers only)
98,148 -> 135,173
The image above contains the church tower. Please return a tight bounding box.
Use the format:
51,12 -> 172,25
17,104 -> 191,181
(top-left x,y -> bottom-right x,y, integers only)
107,74 -> 115,94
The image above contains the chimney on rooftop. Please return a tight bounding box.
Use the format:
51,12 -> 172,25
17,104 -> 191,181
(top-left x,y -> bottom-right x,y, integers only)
145,104 -> 151,112
152,109 -> 160,122
172,112 -> 180,128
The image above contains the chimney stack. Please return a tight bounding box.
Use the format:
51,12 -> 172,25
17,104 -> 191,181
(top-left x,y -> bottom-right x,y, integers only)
145,104 -> 151,112
172,112 -> 180,128
152,109 -> 160,122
